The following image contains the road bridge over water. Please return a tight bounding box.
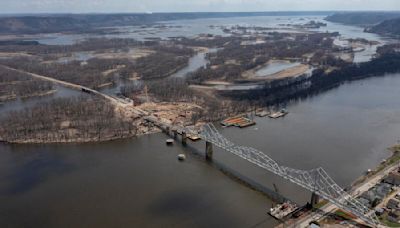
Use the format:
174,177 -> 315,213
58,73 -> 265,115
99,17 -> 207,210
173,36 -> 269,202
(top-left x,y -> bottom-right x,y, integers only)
145,117 -> 381,227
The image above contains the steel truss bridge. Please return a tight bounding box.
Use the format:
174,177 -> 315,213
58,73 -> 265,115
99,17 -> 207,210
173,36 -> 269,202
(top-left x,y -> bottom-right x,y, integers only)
200,124 -> 380,226
146,117 -> 380,226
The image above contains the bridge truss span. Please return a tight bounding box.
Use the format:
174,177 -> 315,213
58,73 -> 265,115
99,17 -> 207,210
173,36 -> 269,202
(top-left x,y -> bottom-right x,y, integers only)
200,123 -> 380,226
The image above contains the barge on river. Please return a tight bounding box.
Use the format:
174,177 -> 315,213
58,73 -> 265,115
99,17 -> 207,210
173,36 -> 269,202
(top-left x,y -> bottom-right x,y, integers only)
221,115 -> 256,128
269,201 -> 299,221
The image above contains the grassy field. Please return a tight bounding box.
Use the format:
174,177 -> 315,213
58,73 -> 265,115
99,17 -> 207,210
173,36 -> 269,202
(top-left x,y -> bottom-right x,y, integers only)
313,200 -> 328,209
379,212 -> 400,227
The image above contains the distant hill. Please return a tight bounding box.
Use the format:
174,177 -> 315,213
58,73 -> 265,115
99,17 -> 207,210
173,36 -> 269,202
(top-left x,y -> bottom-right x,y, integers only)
0,16 -> 90,34
325,12 -> 400,26
367,18 -> 400,36
0,12 -> 332,34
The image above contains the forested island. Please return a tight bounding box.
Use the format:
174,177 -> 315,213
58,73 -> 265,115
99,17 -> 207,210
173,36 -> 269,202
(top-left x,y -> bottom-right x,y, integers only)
325,12 -> 400,25
0,96 -> 137,143
219,50 -> 400,104
367,18 -> 400,36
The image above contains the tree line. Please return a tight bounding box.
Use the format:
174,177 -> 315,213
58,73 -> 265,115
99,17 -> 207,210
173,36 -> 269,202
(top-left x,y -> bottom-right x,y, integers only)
0,96 -> 137,143
219,52 -> 400,107
0,66 -> 54,102
0,57 -> 129,89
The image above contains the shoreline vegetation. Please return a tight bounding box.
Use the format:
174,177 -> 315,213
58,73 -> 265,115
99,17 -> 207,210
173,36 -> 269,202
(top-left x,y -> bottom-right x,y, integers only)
0,96 -> 139,144
218,51 -> 400,106
0,89 -> 57,102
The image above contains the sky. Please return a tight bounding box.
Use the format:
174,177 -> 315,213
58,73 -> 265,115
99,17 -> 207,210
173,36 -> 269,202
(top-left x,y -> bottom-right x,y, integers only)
1,0 -> 400,14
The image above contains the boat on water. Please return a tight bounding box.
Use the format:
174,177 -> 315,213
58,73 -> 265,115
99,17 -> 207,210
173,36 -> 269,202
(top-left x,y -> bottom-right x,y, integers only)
166,139 -> 174,145
256,110 -> 270,117
269,109 -> 288,119
178,154 -> 186,161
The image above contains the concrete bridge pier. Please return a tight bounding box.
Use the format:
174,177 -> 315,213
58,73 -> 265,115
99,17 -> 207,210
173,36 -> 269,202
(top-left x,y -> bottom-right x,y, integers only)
311,192 -> 320,207
205,141 -> 213,161
182,132 -> 187,145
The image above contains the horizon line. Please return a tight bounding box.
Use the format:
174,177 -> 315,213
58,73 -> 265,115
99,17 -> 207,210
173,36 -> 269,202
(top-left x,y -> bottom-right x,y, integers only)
1,10 -> 400,15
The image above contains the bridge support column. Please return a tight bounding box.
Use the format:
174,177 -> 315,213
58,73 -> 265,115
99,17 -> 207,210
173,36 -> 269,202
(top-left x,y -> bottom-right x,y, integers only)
182,132 -> 187,146
205,141 -> 213,161
311,192 -> 320,207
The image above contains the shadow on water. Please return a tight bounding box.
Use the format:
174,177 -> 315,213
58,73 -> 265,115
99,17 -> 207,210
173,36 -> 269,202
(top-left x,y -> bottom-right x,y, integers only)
0,148 -> 74,195
179,142 -> 292,204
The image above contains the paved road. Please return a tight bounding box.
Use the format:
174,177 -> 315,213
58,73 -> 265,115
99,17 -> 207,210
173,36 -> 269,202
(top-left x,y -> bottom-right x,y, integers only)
1,65 -> 118,102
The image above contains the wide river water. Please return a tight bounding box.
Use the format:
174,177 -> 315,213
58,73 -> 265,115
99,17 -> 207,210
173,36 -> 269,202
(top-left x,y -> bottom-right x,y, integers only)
1,73 -> 400,227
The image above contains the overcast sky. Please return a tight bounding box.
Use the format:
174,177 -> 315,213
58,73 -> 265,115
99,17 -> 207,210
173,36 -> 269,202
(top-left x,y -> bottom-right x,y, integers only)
2,0 -> 400,14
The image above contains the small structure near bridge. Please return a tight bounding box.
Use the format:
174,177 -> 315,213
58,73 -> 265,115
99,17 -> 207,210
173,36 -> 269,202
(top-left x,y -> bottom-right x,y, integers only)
269,201 -> 299,221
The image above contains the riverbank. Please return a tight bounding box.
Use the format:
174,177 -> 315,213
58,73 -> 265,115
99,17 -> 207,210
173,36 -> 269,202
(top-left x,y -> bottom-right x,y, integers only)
20,89 -> 57,100
352,145 -> 400,187
0,98 -> 206,144
221,52 -> 400,105
0,96 -> 144,144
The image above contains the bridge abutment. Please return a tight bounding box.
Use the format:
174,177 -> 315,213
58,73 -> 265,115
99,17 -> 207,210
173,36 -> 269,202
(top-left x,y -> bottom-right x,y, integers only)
310,192 -> 320,207
182,132 -> 187,145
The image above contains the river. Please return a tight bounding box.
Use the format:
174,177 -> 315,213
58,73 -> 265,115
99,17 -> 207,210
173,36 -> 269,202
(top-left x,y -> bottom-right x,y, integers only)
1,72 -> 400,227
171,48 -> 218,78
